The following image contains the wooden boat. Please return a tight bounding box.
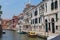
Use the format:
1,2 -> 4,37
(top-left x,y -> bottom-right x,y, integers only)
28,31 -> 37,37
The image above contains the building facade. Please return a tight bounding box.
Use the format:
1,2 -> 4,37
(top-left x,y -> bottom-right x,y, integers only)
17,0 -> 60,36
43,0 -> 60,33
30,0 -> 60,34
18,13 -> 25,32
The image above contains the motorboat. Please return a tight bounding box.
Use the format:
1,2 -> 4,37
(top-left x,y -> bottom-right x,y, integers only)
28,31 -> 37,37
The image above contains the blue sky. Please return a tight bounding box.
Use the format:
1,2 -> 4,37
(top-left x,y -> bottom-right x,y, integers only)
0,0 -> 42,19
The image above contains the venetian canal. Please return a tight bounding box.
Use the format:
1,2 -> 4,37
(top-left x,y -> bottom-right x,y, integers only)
0,30 -> 46,40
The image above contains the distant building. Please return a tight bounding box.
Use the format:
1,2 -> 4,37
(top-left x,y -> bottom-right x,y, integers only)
11,16 -> 19,30
2,19 -> 9,29
17,13 -> 25,32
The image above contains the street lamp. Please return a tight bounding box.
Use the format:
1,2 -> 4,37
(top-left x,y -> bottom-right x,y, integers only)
0,6 -> 2,18
0,5 -> 2,37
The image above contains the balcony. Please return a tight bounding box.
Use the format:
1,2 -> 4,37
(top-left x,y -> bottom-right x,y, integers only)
23,23 -> 31,25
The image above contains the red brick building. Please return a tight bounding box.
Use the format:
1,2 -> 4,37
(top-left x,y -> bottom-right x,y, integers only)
2,19 -> 10,29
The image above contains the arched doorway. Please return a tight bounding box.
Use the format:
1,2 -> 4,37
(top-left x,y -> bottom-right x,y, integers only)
45,19 -> 48,32
51,18 -> 55,33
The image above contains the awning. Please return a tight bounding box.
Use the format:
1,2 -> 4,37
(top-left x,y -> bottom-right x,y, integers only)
23,23 -> 31,25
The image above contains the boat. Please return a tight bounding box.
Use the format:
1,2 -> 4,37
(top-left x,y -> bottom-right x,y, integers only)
3,30 -> 6,34
19,31 -> 27,34
16,25 -> 27,34
3,32 -> 6,34
28,31 -> 37,37
17,30 -> 20,33
17,30 -> 27,34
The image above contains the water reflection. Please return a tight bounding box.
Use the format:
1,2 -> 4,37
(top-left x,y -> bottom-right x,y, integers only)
0,30 -> 45,40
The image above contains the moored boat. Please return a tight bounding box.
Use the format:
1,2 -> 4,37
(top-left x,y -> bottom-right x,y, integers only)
28,31 -> 37,38
19,31 -> 27,34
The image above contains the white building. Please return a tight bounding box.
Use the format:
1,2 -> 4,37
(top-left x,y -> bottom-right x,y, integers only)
30,0 -> 60,34
18,0 -> 60,36
18,13 -> 25,32
22,4 -> 36,32
44,0 -> 60,34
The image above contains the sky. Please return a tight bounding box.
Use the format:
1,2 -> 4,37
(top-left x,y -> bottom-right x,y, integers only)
0,0 -> 42,19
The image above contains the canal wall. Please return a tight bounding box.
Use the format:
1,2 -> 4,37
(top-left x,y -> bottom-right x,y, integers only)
35,31 -> 59,40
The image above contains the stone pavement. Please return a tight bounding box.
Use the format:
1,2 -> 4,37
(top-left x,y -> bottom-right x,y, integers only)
35,31 -> 60,40
51,35 -> 60,40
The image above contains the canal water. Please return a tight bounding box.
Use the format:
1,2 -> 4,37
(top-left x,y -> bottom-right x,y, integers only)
0,30 -> 46,40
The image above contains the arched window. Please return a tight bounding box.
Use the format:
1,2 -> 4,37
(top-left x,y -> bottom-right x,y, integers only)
51,0 -> 53,2
51,18 -> 55,33
51,2 -> 54,10
49,23 -> 51,31
51,18 -> 54,22
51,0 -> 58,10
56,26 -> 58,30
45,19 -> 48,32
45,19 -> 47,23
34,10 -> 38,16
55,0 -> 58,9
35,18 -> 37,24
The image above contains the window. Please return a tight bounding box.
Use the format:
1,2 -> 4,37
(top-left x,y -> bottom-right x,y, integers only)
56,13 -> 58,21
55,0 -> 58,9
33,19 -> 34,24
51,0 -> 53,2
13,19 -> 15,23
0,11 -> 2,14
42,0 -> 44,1
31,20 -> 32,24
41,4 -> 44,9
34,10 -> 38,16
49,23 -> 51,31
45,3 -> 47,12
35,18 -> 37,24
51,2 -> 54,10
51,0 -> 58,10
0,5 -> 1,10
20,16 -> 23,19
39,17 -> 40,23
31,14 -> 32,17
56,26 -> 58,30
39,17 -> 42,23
26,26 -> 28,28
42,0 -> 45,1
